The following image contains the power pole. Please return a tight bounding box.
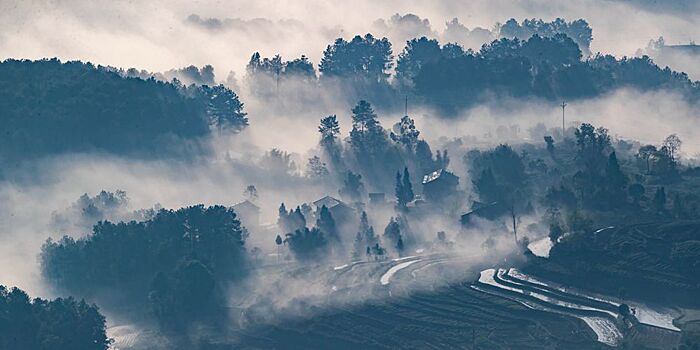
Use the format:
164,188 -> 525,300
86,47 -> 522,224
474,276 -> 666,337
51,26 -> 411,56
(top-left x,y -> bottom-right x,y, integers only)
561,101 -> 567,137
404,95 -> 408,116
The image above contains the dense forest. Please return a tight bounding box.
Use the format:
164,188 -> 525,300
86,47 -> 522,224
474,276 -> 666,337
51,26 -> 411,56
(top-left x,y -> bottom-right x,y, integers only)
0,59 -> 246,163
0,285 -> 109,350
2,12 -> 700,350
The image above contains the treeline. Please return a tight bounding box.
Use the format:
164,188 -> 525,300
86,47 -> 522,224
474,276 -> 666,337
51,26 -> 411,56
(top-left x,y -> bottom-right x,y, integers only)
0,285 -> 110,350
466,122 -> 698,241
41,205 -> 248,330
245,19 -> 697,112
0,59 -> 247,163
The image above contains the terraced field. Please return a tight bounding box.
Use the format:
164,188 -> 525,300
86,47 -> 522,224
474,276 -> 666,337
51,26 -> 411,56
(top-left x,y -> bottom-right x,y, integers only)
110,254 -> 683,349
222,257 -> 607,349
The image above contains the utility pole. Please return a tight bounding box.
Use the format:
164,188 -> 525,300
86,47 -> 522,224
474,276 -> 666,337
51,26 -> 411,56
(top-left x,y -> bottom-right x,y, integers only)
404,95 -> 408,116
561,101 -> 567,137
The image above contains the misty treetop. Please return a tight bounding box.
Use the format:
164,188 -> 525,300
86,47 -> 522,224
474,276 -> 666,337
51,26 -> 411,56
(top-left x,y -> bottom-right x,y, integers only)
40,204 -> 249,327
499,18 -> 593,56
0,285 -> 110,350
320,33 -> 394,82
0,58 -> 247,163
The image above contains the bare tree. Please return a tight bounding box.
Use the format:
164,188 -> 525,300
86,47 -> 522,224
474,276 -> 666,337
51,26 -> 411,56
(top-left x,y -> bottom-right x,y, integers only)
663,134 -> 682,162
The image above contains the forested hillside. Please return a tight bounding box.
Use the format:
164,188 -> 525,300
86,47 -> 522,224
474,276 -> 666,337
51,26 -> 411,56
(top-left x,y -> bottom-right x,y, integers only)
0,59 -> 246,163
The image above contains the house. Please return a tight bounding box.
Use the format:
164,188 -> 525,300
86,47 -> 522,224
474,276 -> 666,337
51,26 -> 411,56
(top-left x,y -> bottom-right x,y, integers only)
422,169 -> 459,202
232,200 -> 260,228
460,201 -> 507,227
313,195 -> 356,224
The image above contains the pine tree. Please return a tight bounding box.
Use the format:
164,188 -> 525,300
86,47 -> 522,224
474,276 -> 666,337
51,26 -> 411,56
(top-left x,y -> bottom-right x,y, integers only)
402,167 -> 414,203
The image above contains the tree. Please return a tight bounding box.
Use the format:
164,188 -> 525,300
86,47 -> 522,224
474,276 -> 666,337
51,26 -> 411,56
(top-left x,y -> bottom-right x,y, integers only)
319,34 -> 393,82
663,134 -> 682,162
306,156 -> 329,178
383,217 -> 403,255
285,227 -> 328,261
604,152 -> 628,207
416,140 -> 437,174
284,55 -> 316,80
244,185 -> 258,201
653,187 -> 667,213
395,37 -> 442,83
200,84 -> 248,132
574,123 -> 611,176
396,236 -> 405,254
549,223 -> 565,242
358,212 -> 378,248
349,100 -> 390,160
544,136 -> 555,155
339,171 -> 365,203
41,205 -> 249,307
628,183 -> 645,205
395,167 -> 415,208
637,145 -> 657,174
316,206 -> 339,242
402,167 -> 415,203
318,115 -> 342,167
471,145 -> 527,204
275,234 -> 283,263
0,286 -> 111,350
319,115 -> 341,143
390,115 -> 421,152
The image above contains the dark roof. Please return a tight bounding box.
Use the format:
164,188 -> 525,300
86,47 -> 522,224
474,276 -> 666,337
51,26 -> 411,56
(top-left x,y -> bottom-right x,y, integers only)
232,200 -> 260,212
313,195 -> 344,209
422,169 -> 458,184
460,201 -> 506,224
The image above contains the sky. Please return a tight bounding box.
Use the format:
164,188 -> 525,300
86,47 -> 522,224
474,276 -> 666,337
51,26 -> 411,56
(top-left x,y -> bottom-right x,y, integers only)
1,0 -> 699,79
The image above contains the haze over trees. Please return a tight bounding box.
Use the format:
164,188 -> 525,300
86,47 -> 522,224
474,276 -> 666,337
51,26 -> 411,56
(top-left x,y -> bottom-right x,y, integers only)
40,205 -> 248,329
0,285 -> 110,350
0,59 -> 247,164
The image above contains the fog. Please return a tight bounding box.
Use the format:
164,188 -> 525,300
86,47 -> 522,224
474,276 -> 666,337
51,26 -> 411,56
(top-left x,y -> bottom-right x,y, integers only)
2,2 -> 700,343
2,0 -> 700,78
2,76 -> 699,301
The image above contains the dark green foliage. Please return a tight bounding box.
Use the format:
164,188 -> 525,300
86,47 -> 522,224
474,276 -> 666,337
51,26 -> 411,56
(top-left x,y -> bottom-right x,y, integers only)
0,285 -> 110,350
549,223 -> 565,242
319,34 -> 393,82
499,18 -> 593,55
603,152 -> 628,207
412,34 -> 697,113
319,115 -> 341,143
653,187 -> 667,212
285,227 -> 328,261
637,145 -> 657,174
390,115 -> 420,151
278,205 -> 307,234
40,205 -> 248,308
246,53 -> 316,96
383,217 -> 404,254
316,206 -> 339,242
574,123 -> 611,176
199,84 -> 248,132
0,59 -> 246,162
471,144 -> 527,204
544,136 -> 555,155
628,183 -> 645,205
395,167 -> 415,207
396,37 -> 442,83
149,260 -> 223,330
353,212 -> 378,259
349,100 -> 389,160
545,185 -> 577,210
339,171 -> 365,203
